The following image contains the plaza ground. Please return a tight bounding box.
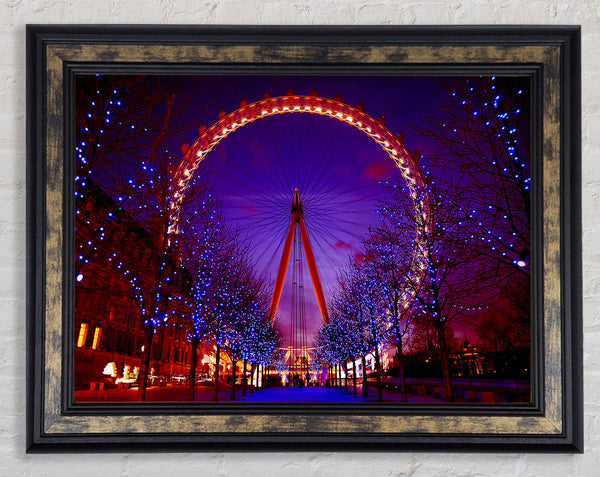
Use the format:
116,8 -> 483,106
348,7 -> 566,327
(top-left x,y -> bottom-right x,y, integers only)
75,383 -> 450,403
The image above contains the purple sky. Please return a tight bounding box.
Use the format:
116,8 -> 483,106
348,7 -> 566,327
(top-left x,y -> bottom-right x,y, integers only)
174,75 -> 448,343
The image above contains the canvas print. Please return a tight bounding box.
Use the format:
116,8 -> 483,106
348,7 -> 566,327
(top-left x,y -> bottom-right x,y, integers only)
74,74 -> 531,404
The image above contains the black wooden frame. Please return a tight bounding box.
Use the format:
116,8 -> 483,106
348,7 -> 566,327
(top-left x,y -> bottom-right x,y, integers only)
26,25 -> 582,452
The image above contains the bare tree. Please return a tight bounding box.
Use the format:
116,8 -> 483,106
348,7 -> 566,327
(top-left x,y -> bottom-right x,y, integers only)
411,76 -> 531,278
377,176 -> 494,402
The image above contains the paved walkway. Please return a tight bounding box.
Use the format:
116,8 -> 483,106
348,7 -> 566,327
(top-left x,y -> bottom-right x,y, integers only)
238,385 -> 443,403
239,386 -> 360,402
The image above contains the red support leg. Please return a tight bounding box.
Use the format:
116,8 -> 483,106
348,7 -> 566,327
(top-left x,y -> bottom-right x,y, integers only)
269,217 -> 296,321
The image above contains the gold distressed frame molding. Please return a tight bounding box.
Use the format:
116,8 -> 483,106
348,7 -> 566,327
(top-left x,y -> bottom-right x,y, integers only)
26,25 -> 582,452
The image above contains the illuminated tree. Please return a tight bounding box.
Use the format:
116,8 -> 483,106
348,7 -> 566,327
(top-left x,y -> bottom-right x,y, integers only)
308,341 -> 329,387
352,260 -> 389,401
221,269 -> 270,400
177,184 -> 228,401
315,315 -> 348,391
364,220 -> 414,402
270,347 -> 289,388
190,236 -> 273,401
411,76 -> 530,278
241,309 -> 280,396
386,76 -> 532,398
328,258 -> 388,401
205,253 -> 243,402
313,327 -> 334,387
378,176 -> 493,402
259,322 -> 285,388
239,314 -> 262,396
75,75 -> 198,274
74,75 -> 200,401
241,317 -> 283,391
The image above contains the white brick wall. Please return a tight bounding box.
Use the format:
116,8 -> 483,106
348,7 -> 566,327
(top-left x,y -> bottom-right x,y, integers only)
1,1 -> 596,475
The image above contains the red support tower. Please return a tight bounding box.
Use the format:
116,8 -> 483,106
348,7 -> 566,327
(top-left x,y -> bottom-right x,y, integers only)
269,188 -> 328,325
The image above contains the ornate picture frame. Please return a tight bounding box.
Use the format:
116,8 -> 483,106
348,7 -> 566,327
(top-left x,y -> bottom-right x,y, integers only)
26,25 -> 582,452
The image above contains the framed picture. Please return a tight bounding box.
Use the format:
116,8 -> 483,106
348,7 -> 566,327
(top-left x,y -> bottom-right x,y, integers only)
26,25 -> 582,452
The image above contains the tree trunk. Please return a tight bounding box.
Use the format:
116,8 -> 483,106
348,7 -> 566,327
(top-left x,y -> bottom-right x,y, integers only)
249,363 -> 255,393
436,323 -> 454,402
374,345 -> 383,402
361,355 -> 368,397
343,360 -> 349,393
230,358 -> 237,400
189,336 -> 198,402
214,343 -> 220,402
136,323 -> 154,401
258,364 -> 262,389
396,338 -> 408,403
352,358 -> 357,394
242,358 -> 247,397
333,364 -> 337,388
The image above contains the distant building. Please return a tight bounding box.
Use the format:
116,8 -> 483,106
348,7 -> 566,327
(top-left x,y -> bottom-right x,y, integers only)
448,337 -> 485,377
